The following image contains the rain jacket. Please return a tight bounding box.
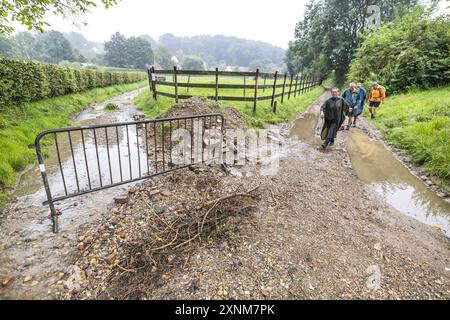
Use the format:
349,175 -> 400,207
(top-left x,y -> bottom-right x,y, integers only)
342,88 -> 360,107
369,86 -> 385,102
320,97 -> 349,140
354,87 -> 367,116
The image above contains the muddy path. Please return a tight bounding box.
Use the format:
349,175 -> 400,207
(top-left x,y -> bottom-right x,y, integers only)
0,87 -> 147,299
1,89 -> 449,299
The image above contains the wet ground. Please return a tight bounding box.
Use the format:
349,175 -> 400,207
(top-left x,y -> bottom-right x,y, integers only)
287,96 -> 450,236
1,88 -> 449,299
0,88 -> 147,299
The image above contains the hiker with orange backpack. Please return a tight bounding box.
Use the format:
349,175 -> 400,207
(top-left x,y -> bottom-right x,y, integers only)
368,82 -> 385,119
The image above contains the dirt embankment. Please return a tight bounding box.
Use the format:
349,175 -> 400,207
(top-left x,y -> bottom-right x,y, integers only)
56,94 -> 450,300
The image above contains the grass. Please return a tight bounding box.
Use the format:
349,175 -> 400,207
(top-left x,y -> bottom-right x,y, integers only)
364,85 -> 450,190
0,80 -> 147,199
105,102 -> 119,110
134,75 -> 324,129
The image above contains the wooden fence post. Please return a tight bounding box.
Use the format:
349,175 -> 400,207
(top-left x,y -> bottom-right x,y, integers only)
288,74 -> 293,100
301,75 -> 306,94
281,72 -> 287,104
150,66 -> 157,100
215,67 -> 219,101
253,68 -> 259,114
263,76 -> 267,93
243,75 -> 246,97
273,100 -> 277,113
271,71 -> 278,107
294,75 -> 299,98
173,66 -> 178,103
187,74 -> 191,93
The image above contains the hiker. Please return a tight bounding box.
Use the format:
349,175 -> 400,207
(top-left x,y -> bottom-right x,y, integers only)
320,88 -> 349,149
353,82 -> 367,126
368,82 -> 385,119
341,82 -> 360,130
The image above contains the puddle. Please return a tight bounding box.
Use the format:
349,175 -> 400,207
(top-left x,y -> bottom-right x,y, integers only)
0,88 -> 148,299
345,131 -> 450,236
288,110 -> 321,144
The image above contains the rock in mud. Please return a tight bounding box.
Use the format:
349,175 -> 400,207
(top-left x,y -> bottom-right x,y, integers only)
113,196 -> 128,204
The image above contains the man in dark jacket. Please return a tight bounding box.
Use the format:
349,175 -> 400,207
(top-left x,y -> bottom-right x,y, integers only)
320,88 -> 349,149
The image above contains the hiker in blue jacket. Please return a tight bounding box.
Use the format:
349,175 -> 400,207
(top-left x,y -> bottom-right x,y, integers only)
341,82 -> 360,130
352,82 -> 367,127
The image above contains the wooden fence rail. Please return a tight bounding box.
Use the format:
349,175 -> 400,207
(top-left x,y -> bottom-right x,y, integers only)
147,67 -> 322,113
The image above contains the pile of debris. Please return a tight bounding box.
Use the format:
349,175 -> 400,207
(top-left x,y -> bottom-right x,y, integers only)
161,97 -> 248,130
62,164 -> 260,299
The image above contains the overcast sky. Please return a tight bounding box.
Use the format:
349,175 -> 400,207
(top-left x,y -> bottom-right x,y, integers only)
35,0 -> 310,48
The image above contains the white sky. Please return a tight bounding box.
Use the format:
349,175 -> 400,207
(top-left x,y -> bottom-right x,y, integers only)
35,0 -> 310,49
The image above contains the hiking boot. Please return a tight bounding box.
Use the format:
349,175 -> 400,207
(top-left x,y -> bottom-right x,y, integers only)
371,114 -> 375,119
345,125 -> 350,130
352,123 -> 357,127
321,143 -> 327,150
339,126 -> 345,131
329,141 -> 334,146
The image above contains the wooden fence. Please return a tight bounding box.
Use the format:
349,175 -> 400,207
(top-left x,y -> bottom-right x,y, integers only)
147,67 -> 322,113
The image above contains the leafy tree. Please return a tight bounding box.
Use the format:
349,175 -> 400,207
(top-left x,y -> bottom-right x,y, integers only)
104,32 -> 128,68
0,0 -> 119,34
249,59 -> 264,71
182,55 -> 205,70
154,45 -> 173,69
348,9 -> 450,93
286,0 -> 418,85
125,36 -> 154,69
0,34 -> 17,57
34,30 -> 75,63
13,32 -> 36,60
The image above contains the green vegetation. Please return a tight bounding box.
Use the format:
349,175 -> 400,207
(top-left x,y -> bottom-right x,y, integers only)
0,80 -> 147,196
133,76 -> 324,128
105,102 -> 119,110
286,0 -> 419,85
348,9 -> 449,94
0,58 -> 146,108
366,85 -> 450,189
0,0 -> 117,34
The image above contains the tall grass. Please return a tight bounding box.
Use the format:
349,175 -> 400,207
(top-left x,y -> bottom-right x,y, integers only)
0,80 -> 147,195
365,85 -> 450,189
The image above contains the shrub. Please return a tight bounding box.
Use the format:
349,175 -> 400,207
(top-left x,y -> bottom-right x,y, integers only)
0,58 -> 147,108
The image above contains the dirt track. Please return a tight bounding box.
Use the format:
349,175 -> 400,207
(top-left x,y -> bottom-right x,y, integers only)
1,91 -> 449,299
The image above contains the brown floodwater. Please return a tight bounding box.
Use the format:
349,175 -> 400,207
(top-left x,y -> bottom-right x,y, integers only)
346,131 -> 450,236
288,106 -> 450,237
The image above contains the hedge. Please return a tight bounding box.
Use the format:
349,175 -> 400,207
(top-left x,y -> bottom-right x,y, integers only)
0,58 -> 147,108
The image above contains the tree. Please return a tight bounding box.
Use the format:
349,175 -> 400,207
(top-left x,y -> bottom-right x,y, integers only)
348,9 -> 450,93
0,34 -> 17,57
0,0 -> 119,34
125,36 -> 154,69
182,55 -> 205,70
286,0 -> 418,85
104,32 -> 128,68
249,59 -> 265,72
14,32 -> 36,60
154,45 -> 173,69
34,30 -> 75,63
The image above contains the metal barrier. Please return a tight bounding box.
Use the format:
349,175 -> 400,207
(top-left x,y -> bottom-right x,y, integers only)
32,113 -> 224,233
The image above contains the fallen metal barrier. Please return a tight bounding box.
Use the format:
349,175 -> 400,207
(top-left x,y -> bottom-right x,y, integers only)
32,113 -> 224,233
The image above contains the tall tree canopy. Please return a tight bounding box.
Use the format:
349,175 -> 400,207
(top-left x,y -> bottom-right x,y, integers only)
34,30 -> 76,63
104,32 -> 153,69
286,0 -> 418,85
348,9 -> 450,93
154,45 -> 173,69
182,55 -> 205,70
0,0 -> 119,34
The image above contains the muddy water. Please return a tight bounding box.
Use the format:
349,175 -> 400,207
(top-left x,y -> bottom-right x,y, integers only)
289,104 -> 450,237
345,131 -> 450,236
0,88 -> 148,299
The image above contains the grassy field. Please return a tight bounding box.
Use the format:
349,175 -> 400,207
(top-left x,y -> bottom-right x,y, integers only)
0,80 -> 147,201
134,75 -> 324,128
365,85 -> 450,190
